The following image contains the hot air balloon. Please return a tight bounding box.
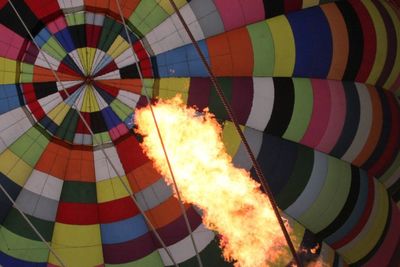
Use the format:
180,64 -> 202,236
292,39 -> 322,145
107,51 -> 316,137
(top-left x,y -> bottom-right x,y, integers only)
0,0 -> 399,266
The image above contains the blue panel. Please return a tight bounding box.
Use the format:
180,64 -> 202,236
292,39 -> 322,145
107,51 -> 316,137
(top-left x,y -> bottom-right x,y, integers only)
34,29 -> 51,47
93,55 -> 113,75
155,40 -> 210,77
0,251 -> 46,267
39,116 -> 58,135
100,214 -> 148,244
287,7 -> 333,78
101,107 -> 121,130
0,173 -> 21,224
0,85 -> 20,114
55,28 -> 75,52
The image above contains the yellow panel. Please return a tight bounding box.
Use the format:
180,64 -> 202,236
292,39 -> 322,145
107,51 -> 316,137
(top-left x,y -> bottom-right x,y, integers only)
107,36 -> 130,59
77,48 -> 88,75
0,150 -> 32,186
302,0 -> 319,8
86,47 -> 97,75
222,121 -> 243,158
49,223 -> 103,267
81,86 -> 100,112
363,0 -> 387,85
47,102 -> 70,125
0,57 -> 17,84
382,1 -> 400,89
267,16 -> 296,77
159,0 -> 187,14
158,78 -> 190,103
96,176 -> 131,203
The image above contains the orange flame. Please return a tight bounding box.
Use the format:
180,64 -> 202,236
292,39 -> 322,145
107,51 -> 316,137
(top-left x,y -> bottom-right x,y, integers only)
135,95 -> 290,267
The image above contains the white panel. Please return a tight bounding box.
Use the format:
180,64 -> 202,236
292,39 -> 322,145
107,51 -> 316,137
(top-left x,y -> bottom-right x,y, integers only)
341,83 -> 373,162
24,170 -> 63,201
38,93 -> 63,114
117,91 -> 141,109
93,88 -> 109,110
144,4 -> 204,55
159,224 -> 215,265
114,49 -> 137,69
91,49 -> 107,75
246,78 -> 275,131
0,108 -> 32,153
69,50 -> 85,74
34,50 -> 61,70
57,80 -> 82,91
95,70 -> 121,80
94,146 -> 125,181
58,0 -> 84,9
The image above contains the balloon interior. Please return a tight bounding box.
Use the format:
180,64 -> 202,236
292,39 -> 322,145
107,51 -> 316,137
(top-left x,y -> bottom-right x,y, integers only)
0,0 -> 400,267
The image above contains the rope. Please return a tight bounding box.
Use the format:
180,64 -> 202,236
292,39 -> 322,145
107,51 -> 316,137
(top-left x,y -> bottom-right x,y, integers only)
166,1 -> 303,266
7,1 -> 177,265
114,1 -> 203,266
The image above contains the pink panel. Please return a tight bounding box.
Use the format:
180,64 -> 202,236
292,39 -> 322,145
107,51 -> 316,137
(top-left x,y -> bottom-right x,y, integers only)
363,201 -> 400,267
316,80 -> 347,153
214,0 -> 265,31
48,16 -> 68,34
300,79 -> 331,148
0,25 -> 24,59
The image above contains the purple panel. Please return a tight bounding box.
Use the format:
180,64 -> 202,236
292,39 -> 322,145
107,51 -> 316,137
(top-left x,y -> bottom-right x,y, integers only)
231,77 -> 253,124
187,78 -> 212,110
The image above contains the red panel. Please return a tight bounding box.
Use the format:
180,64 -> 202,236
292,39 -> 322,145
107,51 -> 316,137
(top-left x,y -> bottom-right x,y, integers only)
96,61 -> 118,77
284,0 -> 302,13
350,0 -> 377,82
115,135 -> 148,174
98,197 -> 139,223
86,25 -> 102,48
76,112 -> 91,134
56,202 -> 99,225
25,0 -> 62,22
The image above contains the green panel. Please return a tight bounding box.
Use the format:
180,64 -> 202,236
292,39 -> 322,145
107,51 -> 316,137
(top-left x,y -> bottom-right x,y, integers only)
41,38 -> 67,61
128,1 -> 168,35
60,181 -> 97,203
106,251 -> 163,267
299,156 -> 351,232
247,21 -> 274,76
142,79 -> 155,97
9,127 -> 48,167
3,208 -> 54,242
282,78 -> 314,142
93,132 -> 111,146
0,226 -> 49,262
110,99 -> 132,121
19,63 -> 34,83
209,78 -> 232,121
66,12 -> 85,25
277,146 -> 314,210
99,17 -> 123,52
178,238 -> 233,267
56,109 -> 79,142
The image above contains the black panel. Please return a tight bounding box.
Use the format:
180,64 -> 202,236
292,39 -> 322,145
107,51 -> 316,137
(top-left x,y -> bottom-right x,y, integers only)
336,1 -> 364,80
264,78 -> 294,136
68,25 -> 87,49
0,0 -> 44,38
90,111 -> 108,133
120,64 -> 140,79
0,173 -> 21,224
34,82 -> 58,99
263,0 -> 284,18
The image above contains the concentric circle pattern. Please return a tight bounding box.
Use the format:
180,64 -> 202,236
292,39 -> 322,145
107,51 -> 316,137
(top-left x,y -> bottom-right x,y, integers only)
0,0 -> 400,267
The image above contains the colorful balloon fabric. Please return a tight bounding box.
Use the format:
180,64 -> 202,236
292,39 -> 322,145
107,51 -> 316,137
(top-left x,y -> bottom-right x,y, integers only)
0,0 -> 399,266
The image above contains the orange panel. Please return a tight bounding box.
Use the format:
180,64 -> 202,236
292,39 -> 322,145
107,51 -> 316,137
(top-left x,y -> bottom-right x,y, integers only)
321,3 -> 349,80
36,141 -> 70,179
207,33 -> 233,76
109,0 -> 140,19
85,0 -> 110,12
145,196 -> 191,229
33,66 -> 80,83
65,147 -> 95,182
96,79 -> 142,94
226,27 -> 254,76
127,162 -> 161,192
